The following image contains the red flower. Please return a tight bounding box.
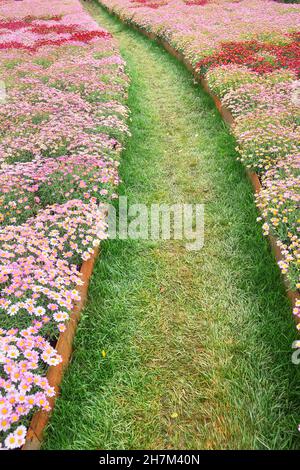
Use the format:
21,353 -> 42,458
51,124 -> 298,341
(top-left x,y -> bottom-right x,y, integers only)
0,22 -> 112,52
196,37 -> 300,76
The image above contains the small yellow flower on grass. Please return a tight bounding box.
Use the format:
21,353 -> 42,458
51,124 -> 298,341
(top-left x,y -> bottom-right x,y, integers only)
101,350 -> 106,358
170,412 -> 178,419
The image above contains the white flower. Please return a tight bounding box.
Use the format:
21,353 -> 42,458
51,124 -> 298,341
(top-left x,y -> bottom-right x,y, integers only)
7,305 -> 19,316
4,433 -> 18,450
34,306 -> 46,317
14,425 -> 27,440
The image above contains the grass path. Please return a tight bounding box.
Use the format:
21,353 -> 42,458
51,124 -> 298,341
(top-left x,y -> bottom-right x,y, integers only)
43,1 -> 300,450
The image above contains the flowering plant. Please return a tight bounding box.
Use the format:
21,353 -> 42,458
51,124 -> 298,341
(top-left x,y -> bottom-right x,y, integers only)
0,321 -> 58,449
256,154 -> 299,292
0,0 -> 129,449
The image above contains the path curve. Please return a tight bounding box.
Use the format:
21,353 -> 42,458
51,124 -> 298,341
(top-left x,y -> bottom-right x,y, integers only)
43,2 -> 300,450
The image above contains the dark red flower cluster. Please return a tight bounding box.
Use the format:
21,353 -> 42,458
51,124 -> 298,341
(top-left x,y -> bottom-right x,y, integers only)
0,16 -> 62,30
196,37 -> 300,76
31,30 -> 112,50
71,30 -> 112,41
0,19 -> 112,52
0,41 -> 33,51
0,20 -> 33,31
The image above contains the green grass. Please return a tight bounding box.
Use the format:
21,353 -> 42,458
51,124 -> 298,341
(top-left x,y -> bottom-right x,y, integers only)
43,1 -> 300,450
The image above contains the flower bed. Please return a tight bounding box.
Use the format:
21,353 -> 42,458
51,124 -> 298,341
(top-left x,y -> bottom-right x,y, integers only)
98,0 -> 300,294
0,0 -> 129,449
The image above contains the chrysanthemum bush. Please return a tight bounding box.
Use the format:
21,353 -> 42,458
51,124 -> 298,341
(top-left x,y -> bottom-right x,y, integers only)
0,320 -> 58,450
98,0 -> 300,292
256,155 -> 300,292
0,200 -> 108,334
0,0 -> 129,449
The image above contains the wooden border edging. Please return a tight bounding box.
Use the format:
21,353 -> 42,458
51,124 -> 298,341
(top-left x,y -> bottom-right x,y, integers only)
100,2 -> 298,311
23,246 -> 100,450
